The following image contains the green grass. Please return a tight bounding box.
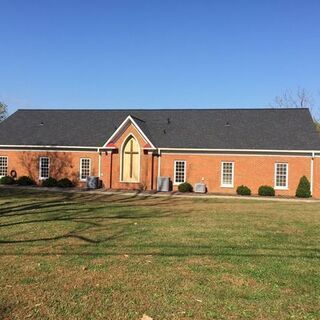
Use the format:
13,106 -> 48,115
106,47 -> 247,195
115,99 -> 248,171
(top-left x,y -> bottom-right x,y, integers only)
0,188 -> 319,320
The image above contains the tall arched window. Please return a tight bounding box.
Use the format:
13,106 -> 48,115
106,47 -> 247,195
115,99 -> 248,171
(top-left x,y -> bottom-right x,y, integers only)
122,136 -> 140,182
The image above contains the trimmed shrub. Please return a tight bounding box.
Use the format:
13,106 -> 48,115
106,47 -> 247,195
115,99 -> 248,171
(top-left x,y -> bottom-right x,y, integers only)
236,185 -> 251,196
0,176 -> 16,185
57,178 -> 74,188
42,177 -> 58,188
258,185 -> 275,197
178,182 -> 193,193
17,176 -> 36,186
296,176 -> 311,198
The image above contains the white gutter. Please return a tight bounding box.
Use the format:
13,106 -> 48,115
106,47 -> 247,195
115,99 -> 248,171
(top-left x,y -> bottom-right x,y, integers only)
1,145 -> 319,154
100,147 -> 117,150
0,144 -> 98,150
159,148 -> 320,154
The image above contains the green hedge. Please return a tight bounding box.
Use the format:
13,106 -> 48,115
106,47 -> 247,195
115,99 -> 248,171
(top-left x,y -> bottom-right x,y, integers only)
296,176 -> 311,198
236,185 -> 251,196
258,185 -> 275,197
178,182 -> 193,193
57,178 -> 74,188
42,177 -> 58,188
17,176 -> 36,186
0,176 -> 16,185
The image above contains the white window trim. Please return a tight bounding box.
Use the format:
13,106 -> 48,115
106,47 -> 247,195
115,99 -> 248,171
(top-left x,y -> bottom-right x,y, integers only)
0,156 -> 8,178
173,160 -> 186,185
39,157 -> 50,180
220,161 -> 234,188
80,158 -> 91,181
274,162 -> 289,190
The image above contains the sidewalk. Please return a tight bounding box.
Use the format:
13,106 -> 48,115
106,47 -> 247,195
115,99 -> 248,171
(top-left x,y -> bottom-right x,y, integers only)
1,185 -> 320,203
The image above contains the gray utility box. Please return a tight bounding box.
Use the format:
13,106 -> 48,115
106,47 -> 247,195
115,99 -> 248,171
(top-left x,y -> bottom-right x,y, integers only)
194,183 -> 206,193
157,176 -> 170,192
86,176 -> 100,189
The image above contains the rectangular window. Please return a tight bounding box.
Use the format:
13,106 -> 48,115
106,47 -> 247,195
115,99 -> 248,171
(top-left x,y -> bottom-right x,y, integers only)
275,163 -> 288,189
174,160 -> 186,184
0,156 -> 8,177
221,162 -> 234,187
39,157 -> 50,180
80,158 -> 91,180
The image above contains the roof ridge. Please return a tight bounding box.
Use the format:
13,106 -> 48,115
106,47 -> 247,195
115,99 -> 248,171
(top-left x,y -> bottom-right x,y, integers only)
16,107 -> 310,111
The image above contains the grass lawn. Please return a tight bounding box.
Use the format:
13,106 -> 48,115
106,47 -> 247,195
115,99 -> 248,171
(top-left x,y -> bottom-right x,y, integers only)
0,188 -> 319,320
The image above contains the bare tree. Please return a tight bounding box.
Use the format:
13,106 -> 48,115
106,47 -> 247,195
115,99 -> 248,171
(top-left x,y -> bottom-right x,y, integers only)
271,87 -> 319,122
315,121 -> 320,134
271,87 -> 314,109
0,101 -> 8,122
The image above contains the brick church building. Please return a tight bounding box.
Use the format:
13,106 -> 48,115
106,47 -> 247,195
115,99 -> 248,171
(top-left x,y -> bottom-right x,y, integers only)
0,108 -> 320,197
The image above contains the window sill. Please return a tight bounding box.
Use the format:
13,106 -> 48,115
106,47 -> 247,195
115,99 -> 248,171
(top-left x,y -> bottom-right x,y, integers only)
274,187 -> 288,191
220,185 -> 234,188
120,181 -> 141,184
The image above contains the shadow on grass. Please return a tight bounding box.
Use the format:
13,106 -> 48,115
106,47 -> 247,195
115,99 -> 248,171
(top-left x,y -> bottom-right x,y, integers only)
0,189 -> 176,245
1,188 -> 319,260
0,301 -> 13,320
0,249 -> 318,259
0,189 -> 175,218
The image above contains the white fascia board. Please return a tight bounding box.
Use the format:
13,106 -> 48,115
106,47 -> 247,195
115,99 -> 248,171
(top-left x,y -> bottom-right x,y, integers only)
99,146 -> 117,150
158,147 -> 319,154
0,144 -> 98,150
103,115 -> 156,149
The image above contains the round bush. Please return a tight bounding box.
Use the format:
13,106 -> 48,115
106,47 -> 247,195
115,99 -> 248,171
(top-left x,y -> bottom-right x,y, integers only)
178,182 -> 193,193
42,177 -> 58,188
258,185 -> 275,197
57,178 -> 74,188
0,176 -> 16,185
296,176 -> 311,198
236,185 -> 251,196
17,176 -> 36,186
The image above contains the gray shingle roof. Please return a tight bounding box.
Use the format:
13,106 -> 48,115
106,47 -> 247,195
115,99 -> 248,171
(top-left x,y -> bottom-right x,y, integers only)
0,108 -> 319,150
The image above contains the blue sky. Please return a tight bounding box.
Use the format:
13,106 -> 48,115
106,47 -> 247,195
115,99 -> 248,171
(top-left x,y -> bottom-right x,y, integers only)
1,0 -> 320,115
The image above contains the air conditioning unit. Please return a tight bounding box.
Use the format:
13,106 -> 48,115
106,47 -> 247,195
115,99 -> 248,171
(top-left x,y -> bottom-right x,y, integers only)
194,183 -> 206,193
86,176 -> 100,189
157,176 -> 170,192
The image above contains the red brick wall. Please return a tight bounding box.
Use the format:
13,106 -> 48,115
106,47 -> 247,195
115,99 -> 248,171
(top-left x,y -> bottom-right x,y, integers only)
159,153 -> 317,197
1,146 -> 319,198
0,150 -> 99,186
313,157 -> 320,198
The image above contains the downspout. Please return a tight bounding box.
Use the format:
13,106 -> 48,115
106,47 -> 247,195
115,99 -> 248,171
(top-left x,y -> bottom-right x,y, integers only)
157,148 -> 161,178
310,151 -> 315,196
150,151 -> 154,190
109,150 -> 113,189
98,148 -> 101,178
